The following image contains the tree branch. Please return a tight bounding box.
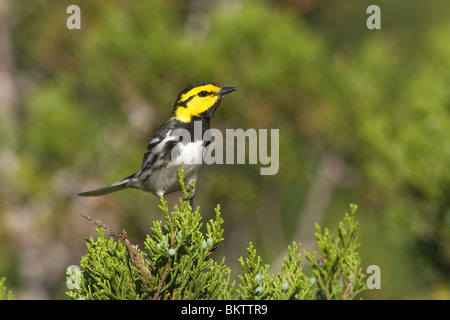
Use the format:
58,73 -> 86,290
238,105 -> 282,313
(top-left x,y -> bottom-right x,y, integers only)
81,214 -> 152,279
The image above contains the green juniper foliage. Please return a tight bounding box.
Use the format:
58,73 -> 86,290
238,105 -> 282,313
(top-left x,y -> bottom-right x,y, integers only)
237,204 -> 365,300
0,277 -> 15,300
237,241 -> 311,300
67,171 -> 366,300
304,204 -> 367,300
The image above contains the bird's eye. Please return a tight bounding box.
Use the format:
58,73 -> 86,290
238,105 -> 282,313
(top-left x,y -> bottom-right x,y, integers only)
198,91 -> 209,97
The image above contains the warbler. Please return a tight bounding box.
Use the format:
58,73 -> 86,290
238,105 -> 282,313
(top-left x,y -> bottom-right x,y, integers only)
78,82 -> 237,207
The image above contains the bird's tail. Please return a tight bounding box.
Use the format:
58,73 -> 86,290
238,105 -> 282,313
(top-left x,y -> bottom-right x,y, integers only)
78,175 -> 134,197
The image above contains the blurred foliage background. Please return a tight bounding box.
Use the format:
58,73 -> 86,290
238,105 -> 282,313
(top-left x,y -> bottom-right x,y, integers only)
0,0 -> 449,299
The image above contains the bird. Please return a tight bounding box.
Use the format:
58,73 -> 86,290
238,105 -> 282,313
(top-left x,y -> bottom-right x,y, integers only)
78,82 -> 237,208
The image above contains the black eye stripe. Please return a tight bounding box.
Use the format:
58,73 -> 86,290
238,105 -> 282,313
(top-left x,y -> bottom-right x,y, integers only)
198,91 -> 210,97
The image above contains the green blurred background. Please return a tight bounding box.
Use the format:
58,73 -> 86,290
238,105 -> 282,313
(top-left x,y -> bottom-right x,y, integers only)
0,0 -> 449,299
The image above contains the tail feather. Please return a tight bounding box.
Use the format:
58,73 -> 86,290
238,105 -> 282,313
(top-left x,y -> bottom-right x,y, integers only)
78,178 -> 131,197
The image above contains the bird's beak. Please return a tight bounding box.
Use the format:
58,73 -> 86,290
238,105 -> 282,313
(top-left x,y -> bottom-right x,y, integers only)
219,87 -> 238,96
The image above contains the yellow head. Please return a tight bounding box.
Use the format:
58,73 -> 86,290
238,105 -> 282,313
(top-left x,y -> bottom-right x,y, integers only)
174,82 -> 237,123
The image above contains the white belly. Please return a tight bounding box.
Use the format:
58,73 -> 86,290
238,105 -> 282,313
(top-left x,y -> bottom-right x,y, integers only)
140,140 -> 204,196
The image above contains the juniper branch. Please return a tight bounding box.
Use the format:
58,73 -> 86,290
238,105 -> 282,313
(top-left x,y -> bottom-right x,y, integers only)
81,214 -> 152,279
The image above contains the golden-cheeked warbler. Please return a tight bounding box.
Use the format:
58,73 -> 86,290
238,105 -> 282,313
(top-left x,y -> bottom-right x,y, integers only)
78,82 -> 237,207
